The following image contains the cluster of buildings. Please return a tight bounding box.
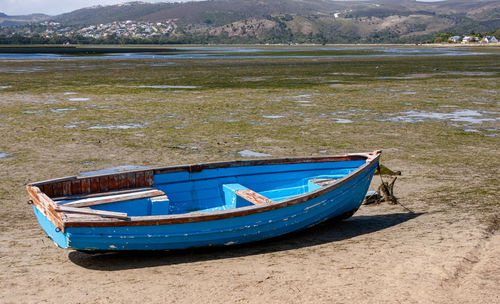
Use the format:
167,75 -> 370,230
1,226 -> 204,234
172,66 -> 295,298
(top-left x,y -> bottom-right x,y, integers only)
75,20 -> 177,39
16,20 -> 177,39
448,35 -> 498,44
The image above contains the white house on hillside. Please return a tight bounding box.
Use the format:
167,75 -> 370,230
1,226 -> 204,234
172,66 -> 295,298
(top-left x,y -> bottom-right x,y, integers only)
481,36 -> 498,43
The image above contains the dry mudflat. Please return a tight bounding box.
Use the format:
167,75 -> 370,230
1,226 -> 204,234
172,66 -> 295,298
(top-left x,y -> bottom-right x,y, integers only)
0,46 -> 498,303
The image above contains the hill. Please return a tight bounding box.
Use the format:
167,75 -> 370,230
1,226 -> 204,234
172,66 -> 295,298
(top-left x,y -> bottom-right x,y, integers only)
0,13 -> 50,27
1,0 -> 500,44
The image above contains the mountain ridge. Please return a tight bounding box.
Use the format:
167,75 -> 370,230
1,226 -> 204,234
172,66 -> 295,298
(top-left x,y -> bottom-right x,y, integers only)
0,12 -> 50,27
1,0 -> 499,44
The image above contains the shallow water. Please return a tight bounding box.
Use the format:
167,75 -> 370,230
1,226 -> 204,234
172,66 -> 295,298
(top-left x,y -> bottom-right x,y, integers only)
262,115 -> 284,119
68,97 -> 90,101
385,109 -> 498,124
79,165 -> 150,177
0,67 -> 45,72
290,94 -> 312,99
0,46 -> 490,61
334,118 -> 353,124
133,85 -> 198,89
50,108 -> 77,113
174,145 -> 199,150
64,121 -> 85,128
88,123 -> 144,129
238,150 -> 272,157
0,152 -> 12,159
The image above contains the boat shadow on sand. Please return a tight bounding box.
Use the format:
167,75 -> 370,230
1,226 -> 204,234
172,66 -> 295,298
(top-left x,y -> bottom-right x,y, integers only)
69,211 -> 423,270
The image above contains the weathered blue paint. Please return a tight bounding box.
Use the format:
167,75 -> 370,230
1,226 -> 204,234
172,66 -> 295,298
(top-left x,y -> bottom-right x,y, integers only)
155,160 -> 365,215
222,184 -> 255,209
31,155 -> 379,251
33,206 -> 69,248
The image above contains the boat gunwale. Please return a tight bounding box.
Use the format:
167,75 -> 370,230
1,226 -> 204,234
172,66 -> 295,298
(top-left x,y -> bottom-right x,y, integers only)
28,154 -> 371,187
27,151 -> 381,230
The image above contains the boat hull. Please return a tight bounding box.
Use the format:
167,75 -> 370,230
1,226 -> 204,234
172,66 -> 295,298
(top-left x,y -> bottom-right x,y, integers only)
33,159 -> 377,250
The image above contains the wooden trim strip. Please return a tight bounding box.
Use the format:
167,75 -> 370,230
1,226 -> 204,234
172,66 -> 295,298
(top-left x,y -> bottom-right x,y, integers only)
26,185 -> 65,231
310,178 -> 336,187
55,206 -> 129,220
60,189 -> 165,208
151,155 -> 368,176
150,195 -> 169,202
52,187 -> 157,201
29,176 -> 77,186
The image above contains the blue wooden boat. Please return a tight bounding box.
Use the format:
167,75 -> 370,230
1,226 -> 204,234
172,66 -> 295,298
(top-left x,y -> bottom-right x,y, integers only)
27,151 -> 381,251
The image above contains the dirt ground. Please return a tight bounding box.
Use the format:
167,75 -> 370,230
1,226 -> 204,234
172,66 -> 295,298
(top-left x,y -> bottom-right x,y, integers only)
1,161 -> 498,304
0,50 -> 498,303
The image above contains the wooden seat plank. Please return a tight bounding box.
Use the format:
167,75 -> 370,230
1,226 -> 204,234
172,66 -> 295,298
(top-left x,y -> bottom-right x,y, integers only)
309,178 -> 336,187
60,189 -> 166,208
55,206 -> 129,220
52,187 -> 157,201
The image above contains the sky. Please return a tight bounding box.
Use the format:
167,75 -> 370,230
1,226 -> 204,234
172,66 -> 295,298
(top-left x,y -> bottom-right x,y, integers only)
1,0 -> 446,16
0,0 -> 183,15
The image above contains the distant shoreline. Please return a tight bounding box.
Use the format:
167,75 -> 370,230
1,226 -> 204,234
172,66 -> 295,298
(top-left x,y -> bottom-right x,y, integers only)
1,42 -> 499,47
0,43 -> 498,59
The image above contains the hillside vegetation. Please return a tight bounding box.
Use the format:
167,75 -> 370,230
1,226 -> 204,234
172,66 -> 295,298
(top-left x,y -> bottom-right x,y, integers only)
1,0 -> 500,44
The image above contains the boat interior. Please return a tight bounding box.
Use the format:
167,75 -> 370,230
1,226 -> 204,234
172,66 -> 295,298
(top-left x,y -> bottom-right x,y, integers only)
49,159 -> 367,218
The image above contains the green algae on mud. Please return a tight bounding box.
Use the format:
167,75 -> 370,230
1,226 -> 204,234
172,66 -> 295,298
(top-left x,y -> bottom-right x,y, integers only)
0,48 -> 498,219
1,45 -> 499,304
